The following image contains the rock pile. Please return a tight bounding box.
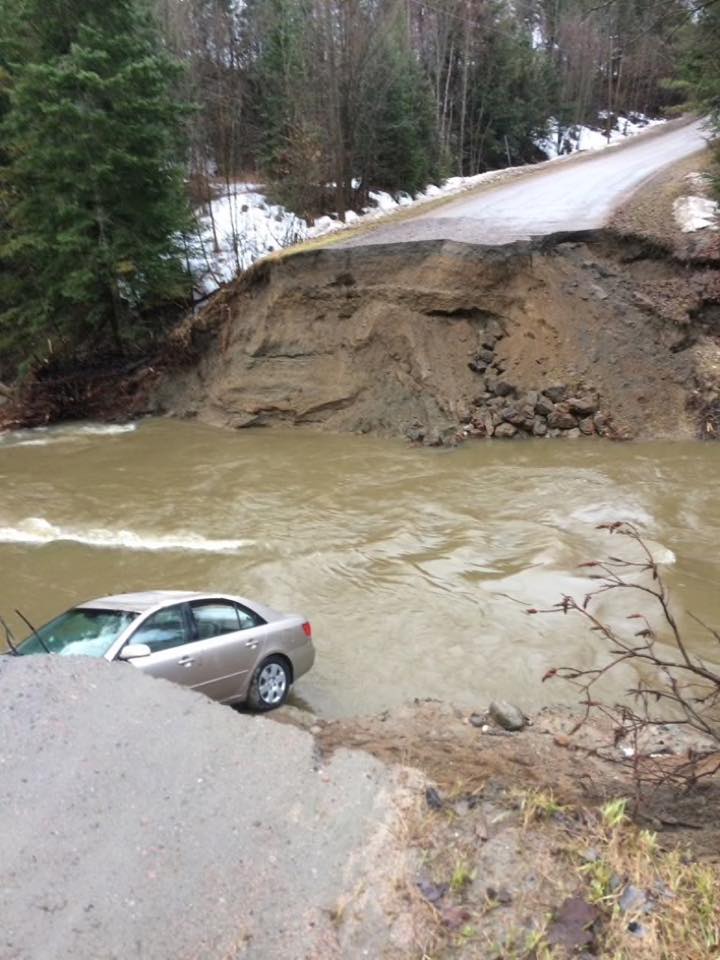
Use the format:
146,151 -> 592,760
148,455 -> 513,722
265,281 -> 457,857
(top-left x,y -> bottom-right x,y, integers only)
464,332 -> 609,440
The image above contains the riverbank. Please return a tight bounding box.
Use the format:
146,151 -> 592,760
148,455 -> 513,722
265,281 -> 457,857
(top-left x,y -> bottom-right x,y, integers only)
278,698 -> 719,957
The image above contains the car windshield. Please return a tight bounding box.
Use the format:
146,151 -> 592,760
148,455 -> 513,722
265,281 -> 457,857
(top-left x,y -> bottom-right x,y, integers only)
18,607 -> 139,658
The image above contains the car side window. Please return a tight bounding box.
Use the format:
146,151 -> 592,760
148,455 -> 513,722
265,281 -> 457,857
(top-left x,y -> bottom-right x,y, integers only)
235,602 -> 265,630
131,605 -> 188,654
191,601 -> 241,641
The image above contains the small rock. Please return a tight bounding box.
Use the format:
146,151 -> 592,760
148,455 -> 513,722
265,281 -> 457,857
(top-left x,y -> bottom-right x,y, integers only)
566,427 -> 581,439
425,786 -> 443,810
547,896 -> 599,953
468,359 -> 486,374
589,283 -> 608,301
578,417 -> 595,435
468,713 -> 485,728
533,418 -> 548,437
488,700 -> 526,731
309,724 -> 322,735
485,319 -> 505,341
544,384 -> 568,403
417,879 -> 448,903
619,885 -> 647,914
493,422 -> 517,439
478,348 -> 495,364
487,886 -> 513,904
593,411 -> 608,432
524,390 -> 539,408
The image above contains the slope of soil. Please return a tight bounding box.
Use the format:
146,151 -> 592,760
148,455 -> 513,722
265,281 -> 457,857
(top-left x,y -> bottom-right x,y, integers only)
155,231 -> 719,444
277,700 -> 720,959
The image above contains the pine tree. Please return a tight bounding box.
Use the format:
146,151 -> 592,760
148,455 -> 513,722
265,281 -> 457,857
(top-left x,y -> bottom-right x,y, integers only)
360,17 -> 438,195
0,0 -> 193,359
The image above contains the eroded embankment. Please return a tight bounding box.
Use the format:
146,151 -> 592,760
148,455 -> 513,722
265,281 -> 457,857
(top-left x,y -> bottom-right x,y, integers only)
156,231 -> 720,443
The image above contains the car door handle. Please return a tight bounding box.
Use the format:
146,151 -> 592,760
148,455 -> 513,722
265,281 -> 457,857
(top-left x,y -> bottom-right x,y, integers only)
178,655 -> 195,667
245,640 -> 259,649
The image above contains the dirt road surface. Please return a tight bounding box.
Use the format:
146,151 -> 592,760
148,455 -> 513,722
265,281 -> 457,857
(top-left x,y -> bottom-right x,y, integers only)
342,119 -> 710,247
0,657 -> 417,960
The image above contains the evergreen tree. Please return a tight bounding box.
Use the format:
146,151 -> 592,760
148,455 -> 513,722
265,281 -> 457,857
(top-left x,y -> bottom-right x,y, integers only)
359,18 -> 438,194
0,0 -> 193,359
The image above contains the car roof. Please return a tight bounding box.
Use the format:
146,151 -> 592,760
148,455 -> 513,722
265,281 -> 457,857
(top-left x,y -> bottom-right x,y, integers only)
76,591 -> 287,622
78,591 -> 231,613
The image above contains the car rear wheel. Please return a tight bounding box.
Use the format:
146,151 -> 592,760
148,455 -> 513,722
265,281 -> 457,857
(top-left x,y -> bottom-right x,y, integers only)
247,656 -> 290,711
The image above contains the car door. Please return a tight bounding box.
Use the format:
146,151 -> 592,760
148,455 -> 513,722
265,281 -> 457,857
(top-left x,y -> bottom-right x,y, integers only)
123,603 -> 204,690
186,599 -> 267,703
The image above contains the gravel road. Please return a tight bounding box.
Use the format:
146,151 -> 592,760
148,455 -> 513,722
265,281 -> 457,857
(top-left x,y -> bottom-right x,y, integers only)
342,119 -> 710,247
0,657 -> 413,960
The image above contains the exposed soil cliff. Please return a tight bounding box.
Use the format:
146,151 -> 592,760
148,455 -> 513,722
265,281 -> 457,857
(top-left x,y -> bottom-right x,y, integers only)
155,231 -> 720,443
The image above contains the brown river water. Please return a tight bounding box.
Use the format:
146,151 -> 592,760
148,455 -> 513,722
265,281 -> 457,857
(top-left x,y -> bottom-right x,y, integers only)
1,418 -> 718,717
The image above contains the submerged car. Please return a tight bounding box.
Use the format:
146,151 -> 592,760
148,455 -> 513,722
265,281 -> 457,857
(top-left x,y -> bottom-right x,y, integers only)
11,590 -> 314,711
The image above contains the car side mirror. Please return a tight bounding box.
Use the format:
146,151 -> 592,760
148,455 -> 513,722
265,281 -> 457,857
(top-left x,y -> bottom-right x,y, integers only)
118,643 -> 152,661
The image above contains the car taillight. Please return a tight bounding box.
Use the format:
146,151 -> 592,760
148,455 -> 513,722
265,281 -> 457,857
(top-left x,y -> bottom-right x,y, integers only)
302,621 -> 312,638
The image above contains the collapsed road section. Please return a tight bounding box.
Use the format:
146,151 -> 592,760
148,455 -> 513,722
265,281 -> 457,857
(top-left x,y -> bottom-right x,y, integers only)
156,230 -> 720,444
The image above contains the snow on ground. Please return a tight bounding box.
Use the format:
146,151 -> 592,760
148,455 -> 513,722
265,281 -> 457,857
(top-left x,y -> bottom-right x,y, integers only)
191,113 -> 665,293
673,196 -> 719,232
536,112 -> 664,159
672,171 -> 719,233
190,184 -> 306,293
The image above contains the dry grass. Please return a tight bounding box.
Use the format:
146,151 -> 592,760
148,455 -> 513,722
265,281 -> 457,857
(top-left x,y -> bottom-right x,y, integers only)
569,798 -> 720,959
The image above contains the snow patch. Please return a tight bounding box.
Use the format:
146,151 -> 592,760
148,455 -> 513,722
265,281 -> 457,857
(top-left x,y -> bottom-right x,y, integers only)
536,113 -> 663,160
673,195 -> 719,233
191,183 -> 308,293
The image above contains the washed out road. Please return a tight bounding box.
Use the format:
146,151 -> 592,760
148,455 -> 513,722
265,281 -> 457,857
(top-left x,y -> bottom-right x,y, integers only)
0,657 -> 411,960
342,119 -> 710,247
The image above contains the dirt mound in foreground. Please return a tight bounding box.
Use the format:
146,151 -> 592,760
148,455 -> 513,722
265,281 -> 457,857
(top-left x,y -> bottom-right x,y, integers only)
155,232 -> 720,443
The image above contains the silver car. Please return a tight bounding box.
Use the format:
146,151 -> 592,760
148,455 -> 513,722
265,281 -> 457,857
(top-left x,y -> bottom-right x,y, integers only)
11,590 -> 315,710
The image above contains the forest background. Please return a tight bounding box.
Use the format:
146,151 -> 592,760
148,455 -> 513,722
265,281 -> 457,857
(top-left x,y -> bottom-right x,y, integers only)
0,0 -> 718,371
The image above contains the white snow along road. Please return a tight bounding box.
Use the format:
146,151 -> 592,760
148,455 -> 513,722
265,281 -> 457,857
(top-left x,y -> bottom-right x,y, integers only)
342,119 -> 711,247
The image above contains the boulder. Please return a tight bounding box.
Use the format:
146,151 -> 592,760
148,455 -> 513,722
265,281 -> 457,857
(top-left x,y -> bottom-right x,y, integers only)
489,700 -> 527,731
535,396 -> 555,417
567,396 -> 598,416
544,384 -> 568,403
492,380 -> 515,397
578,417 -> 595,436
501,405 -> 526,426
493,422 -> 517,439
547,405 -> 578,430
532,418 -> 548,437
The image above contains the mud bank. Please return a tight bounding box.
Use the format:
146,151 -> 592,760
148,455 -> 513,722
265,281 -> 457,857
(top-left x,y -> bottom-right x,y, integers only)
155,230 -> 720,444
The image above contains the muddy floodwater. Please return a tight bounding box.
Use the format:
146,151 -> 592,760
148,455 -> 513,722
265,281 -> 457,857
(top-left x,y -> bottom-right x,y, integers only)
1,419 -> 719,717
